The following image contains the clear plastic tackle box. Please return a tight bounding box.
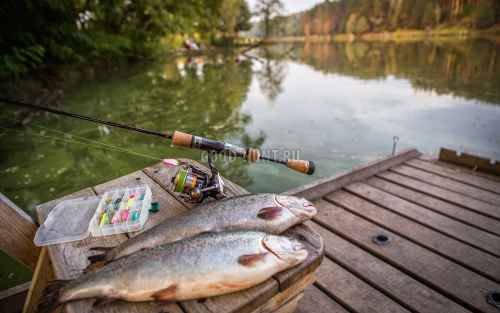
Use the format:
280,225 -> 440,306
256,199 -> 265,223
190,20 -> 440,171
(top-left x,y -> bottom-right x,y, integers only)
34,185 -> 152,246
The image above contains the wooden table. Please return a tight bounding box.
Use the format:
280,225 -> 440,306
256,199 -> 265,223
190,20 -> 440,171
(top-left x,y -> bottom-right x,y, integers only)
36,159 -> 324,313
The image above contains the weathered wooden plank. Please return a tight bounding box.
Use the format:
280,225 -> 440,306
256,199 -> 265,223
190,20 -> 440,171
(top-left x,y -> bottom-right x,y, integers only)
342,184 -> 500,259
326,191 -> 500,281
37,187 -> 184,313
272,292 -> 302,313
433,160 -> 500,183
377,171 -> 500,220
312,199 -> 500,313
0,192 -> 39,270
439,147 -> 500,176
367,177 -> 500,236
307,221 -> 472,313
93,170 -> 187,236
407,159 -> 500,194
392,165 -> 500,206
296,286 -> 349,313
248,273 -> 314,313
22,248 -> 54,313
0,282 -> 31,313
284,149 -> 420,200
315,257 -> 411,313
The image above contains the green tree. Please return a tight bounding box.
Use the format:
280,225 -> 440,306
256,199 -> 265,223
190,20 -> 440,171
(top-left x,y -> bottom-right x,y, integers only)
254,0 -> 285,37
471,0 -> 496,29
236,1 -> 252,32
0,0 -> 223,77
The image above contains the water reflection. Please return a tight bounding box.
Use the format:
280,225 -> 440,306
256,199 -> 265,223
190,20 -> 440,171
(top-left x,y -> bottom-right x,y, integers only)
0,53 -> 259,212
289,40 -> 500,105
0,40 -> 499,213
254,48 -> 290,101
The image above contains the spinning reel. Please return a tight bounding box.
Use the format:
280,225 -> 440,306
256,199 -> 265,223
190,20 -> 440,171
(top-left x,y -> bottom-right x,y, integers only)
171,152 -> 225,203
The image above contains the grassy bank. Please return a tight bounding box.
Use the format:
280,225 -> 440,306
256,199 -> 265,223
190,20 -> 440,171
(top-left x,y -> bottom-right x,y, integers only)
257,24 -> 500,43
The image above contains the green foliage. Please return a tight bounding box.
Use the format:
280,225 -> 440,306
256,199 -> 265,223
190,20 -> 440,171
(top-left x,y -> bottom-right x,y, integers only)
237,1 -> 253,32
255,0 -> 285,37
471,0 -> 496,29
0,0 -> 249,77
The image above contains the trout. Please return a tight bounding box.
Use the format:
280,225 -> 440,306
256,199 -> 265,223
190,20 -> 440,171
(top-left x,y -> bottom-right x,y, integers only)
88,194 -> 316,265
39,231 -> 307,313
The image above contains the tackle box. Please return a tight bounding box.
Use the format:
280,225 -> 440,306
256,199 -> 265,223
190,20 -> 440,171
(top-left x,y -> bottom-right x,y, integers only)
34,185 -> 151,246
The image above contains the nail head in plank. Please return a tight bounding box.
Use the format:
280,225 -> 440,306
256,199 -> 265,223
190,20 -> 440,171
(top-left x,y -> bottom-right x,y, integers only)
342,183 -> 500,259
307,220 -> 472,313
313,199 -> 500,313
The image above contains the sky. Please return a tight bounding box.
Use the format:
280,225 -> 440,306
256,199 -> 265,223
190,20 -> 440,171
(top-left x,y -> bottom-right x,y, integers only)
247,0 -> 324,15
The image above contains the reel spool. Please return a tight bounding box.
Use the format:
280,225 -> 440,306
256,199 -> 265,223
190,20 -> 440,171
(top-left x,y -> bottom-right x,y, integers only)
171,153 -> 225,203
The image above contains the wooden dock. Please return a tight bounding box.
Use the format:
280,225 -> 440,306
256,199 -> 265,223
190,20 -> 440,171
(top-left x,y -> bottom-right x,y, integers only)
3,147 -> 500,313
287,148 -> 500,313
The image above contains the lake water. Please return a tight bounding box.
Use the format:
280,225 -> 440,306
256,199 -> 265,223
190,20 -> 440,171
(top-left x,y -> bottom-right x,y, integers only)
1,39 -> 500,217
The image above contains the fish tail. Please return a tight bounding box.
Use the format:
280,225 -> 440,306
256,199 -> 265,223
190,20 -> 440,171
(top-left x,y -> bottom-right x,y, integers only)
37,280 -> 70,313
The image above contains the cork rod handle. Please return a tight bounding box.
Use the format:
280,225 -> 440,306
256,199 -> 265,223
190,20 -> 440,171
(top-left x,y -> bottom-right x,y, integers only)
286,159 -> 316,175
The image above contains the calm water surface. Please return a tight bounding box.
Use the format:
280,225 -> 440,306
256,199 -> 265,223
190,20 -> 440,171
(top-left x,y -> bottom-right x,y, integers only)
1,40 -> 500,216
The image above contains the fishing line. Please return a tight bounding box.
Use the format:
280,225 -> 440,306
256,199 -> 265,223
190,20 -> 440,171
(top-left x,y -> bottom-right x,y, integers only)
0,125 -> 162,161
0,97 -> 316,175
30,124 -> 163,161
0,97 -> 172,139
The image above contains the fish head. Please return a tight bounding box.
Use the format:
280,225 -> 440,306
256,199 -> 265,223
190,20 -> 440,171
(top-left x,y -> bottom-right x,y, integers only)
263,234 -> 308,266
275,195 -> 317,221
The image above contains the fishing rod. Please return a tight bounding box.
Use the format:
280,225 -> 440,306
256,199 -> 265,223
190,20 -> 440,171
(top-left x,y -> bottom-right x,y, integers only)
0,98 -> 315,175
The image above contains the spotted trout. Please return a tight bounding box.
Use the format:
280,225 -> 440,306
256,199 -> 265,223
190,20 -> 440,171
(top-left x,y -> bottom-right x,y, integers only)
88,194 -> 316,265
39,231 -> 307,313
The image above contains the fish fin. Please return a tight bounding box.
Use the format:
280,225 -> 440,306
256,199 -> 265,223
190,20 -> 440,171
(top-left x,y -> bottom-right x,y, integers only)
152,284 -> 178,301
238,253 -> 268,267
37,279 -> 70,313
93,297 -> 118,308
257,207 -> 282,220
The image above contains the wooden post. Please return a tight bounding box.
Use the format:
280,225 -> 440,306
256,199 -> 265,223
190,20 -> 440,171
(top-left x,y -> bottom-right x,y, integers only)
22,247 -> 56,313
0,193 -> 39,270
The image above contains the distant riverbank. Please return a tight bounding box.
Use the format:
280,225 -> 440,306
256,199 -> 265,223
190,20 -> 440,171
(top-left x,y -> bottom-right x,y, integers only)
256,24 -> 500,44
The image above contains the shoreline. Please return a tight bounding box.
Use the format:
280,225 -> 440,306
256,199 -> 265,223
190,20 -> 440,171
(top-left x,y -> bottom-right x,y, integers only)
255,26 -> 500,44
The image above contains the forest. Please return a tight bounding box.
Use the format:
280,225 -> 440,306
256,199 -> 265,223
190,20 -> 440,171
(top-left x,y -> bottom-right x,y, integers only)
0,0 -> 251,78
268,0 -> 500,37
